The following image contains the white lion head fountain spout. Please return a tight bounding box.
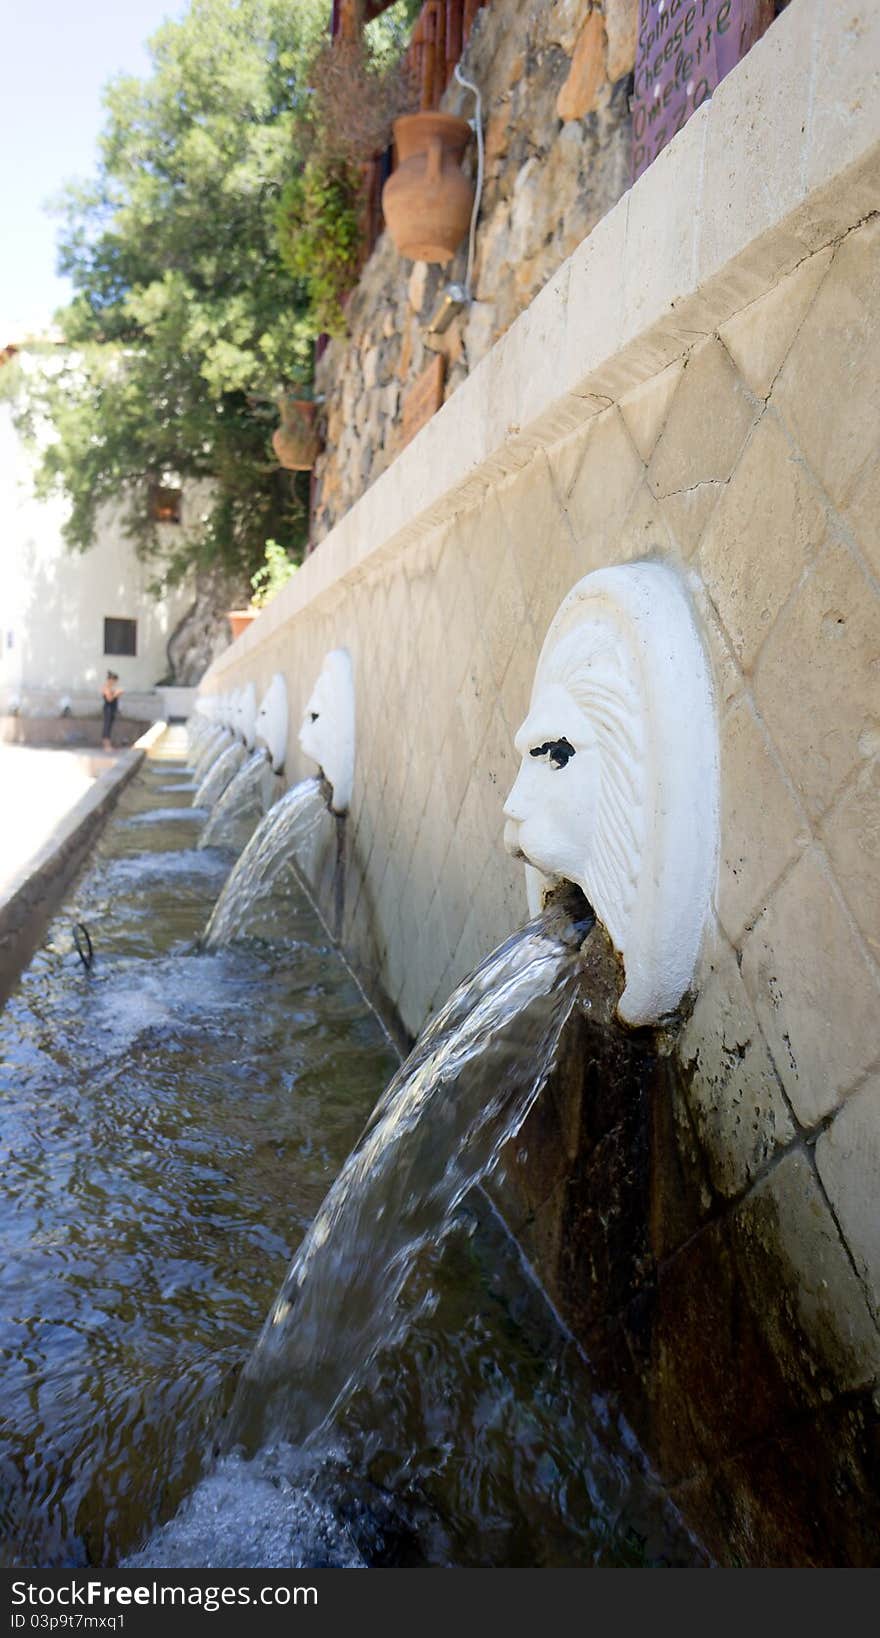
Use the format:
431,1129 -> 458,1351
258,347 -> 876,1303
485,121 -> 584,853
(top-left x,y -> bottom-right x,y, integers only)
298,649 -> 355,815
235,683 -> 257,749
503,561 -> 718,1026
255,674 -> 289,773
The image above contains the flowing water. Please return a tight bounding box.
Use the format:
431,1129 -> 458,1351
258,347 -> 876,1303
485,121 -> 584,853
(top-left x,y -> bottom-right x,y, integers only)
194,740 -> 248,810
0,731 -> 700,1569
0,742 -> 396,1566
230,904 -> 588,1453
199,749 -> 276,853
191,728 -> 231,785
203,778 -> 334,950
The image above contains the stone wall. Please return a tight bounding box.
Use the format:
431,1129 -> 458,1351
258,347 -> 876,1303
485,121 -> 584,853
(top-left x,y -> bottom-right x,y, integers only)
313,0 -> 637,538
202,0 -> 880,1563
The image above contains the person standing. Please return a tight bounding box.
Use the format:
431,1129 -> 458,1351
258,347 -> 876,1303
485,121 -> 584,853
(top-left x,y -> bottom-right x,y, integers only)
101,671 -> 122,751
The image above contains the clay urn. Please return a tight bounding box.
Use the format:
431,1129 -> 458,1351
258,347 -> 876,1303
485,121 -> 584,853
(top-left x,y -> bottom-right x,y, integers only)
226,609 -> 259,641
382,112 -> 473,265
271,397 -> 320,471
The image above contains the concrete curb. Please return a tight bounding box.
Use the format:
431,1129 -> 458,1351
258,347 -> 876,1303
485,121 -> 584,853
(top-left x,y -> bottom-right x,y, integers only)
0,723 -> 166,1006
132,720 -> 168,753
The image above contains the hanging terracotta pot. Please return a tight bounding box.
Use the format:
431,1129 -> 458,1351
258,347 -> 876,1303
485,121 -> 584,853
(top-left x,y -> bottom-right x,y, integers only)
272,397 -> 320,471
382,112 -> 473,265
226,609 -> 259,641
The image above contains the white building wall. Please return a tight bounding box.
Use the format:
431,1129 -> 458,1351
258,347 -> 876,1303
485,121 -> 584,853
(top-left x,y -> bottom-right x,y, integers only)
0,396 -> 203,717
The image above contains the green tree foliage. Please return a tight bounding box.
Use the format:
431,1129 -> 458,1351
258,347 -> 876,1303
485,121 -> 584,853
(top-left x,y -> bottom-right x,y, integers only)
250,537 -> 297,608
17,0 -> 331,587
276,156 -> 362,339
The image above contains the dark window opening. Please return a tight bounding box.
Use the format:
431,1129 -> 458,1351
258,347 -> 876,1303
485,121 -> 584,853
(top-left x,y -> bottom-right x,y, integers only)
149,484 -> 182,524
104,617 -> 137,657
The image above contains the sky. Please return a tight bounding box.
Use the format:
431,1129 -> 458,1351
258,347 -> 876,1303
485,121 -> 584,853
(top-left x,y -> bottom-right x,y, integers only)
1,0 -> 188,341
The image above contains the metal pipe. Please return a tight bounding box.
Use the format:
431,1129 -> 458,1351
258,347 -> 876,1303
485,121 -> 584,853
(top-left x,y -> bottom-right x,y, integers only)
453,61 -> 484,299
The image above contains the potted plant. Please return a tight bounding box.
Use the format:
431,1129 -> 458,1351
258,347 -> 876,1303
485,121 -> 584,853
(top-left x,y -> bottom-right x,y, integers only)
272,393 -> 321,471
226,540 -> 298,640
382,111 -> 473,264
226,608 -> 259,641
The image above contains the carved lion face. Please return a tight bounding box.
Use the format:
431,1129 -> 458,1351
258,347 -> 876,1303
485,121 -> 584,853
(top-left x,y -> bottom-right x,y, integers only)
298,649 -> 355,814
503,680 -> 600,898
255,674 -> 288,772
502,563 -> 718,1026
504,614 -> 643,961
235,682 -> 257,749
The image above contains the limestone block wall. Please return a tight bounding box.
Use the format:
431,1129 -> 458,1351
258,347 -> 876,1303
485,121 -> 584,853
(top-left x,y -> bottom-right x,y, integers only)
203,0 -> 880,1561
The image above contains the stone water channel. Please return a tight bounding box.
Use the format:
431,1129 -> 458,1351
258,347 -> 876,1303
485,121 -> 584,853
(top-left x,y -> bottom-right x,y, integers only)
0,730 -> 699,1568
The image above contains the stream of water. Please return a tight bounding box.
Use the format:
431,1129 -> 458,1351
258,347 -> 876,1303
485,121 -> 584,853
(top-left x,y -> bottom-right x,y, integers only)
199,750 -> 276,853
230,904 -> 588,1453
203,778 -> 333,950
194,740 -> 247,810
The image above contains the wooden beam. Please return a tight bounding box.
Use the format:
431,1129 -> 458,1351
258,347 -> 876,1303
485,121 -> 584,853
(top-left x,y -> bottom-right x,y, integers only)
337,0 -> 367,42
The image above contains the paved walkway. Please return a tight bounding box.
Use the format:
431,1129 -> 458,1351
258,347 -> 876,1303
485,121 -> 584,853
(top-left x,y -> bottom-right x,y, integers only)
0,744 -> 117,894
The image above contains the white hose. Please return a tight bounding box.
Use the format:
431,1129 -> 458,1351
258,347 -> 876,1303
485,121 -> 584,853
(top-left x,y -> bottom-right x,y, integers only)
454,62 -> 484,300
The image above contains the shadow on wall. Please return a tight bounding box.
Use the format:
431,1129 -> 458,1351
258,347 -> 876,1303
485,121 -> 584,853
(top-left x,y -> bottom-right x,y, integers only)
15,533 -> 158,704
8,520 -> 232,706
19,544 -> 97,698
339,820 -> 410,1054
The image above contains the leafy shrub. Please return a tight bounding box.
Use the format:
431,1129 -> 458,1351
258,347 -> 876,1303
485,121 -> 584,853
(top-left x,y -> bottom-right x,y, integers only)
275,22 -> 416,336
276,159 -> 363,337
250,537 -> 297,607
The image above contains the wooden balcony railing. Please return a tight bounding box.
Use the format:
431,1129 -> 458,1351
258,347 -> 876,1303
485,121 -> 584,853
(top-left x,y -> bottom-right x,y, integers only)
405,1 -> 486,111
332,1 -> 487,111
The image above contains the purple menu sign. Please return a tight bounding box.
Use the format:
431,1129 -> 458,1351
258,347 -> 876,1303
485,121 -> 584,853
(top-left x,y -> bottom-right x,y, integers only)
632,0 -> 774,180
